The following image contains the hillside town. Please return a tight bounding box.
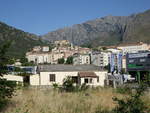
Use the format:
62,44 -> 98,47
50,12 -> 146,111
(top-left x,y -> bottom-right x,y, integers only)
26,40 -> 91,64
3,40 -> 150,88
1,1 -> 150,112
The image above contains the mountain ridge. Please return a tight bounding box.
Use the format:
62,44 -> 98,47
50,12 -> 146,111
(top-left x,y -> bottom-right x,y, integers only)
0,9 -> 150,58
42,9 -> 150,47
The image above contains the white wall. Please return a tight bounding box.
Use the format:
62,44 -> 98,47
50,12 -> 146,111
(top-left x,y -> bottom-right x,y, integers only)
39,71 -> 107,87
26,54 -> 37,62
102,52 -> 110,66
95,72 -> 107,86
80,72 -> 107,86
80,77 -> 98,86
73,54 -> 90,65
2,74 -> 23,83
122,58 -> 126,69
81,55 -> 90,64
30,74 -> 40,85
40,72 -> 78,85
91,52 -> 110,67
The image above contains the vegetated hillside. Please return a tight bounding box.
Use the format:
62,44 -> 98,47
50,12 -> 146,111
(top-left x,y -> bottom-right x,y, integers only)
42,9 -> 150,47
0,22 -> 49,58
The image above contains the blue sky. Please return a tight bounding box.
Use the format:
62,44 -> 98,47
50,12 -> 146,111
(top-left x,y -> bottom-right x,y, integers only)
0,0 -> 150,35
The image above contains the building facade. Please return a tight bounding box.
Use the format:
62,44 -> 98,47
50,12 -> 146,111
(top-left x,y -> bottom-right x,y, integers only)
91,51 -> 110,67
26,40 -> 91,64
30,65 -> 107,87
117,42 -> 149,55
73,54 -> 90,65
26,52 -> 51,64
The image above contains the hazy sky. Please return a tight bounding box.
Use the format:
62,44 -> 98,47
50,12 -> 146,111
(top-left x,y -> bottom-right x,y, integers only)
0,0 -> 150,35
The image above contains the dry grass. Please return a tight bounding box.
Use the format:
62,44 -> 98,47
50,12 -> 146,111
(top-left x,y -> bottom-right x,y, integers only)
3,87 -> 150,113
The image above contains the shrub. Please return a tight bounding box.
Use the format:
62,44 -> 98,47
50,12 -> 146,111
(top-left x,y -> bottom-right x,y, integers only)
115,85 -> 132,94
79,83 -> 89,91
112,83 -> 149,113
0,79 -> 16,111
94,83 -> 149,113
59,76 -> 88,92
52,83 -> 59,90
61,76 -> 75,92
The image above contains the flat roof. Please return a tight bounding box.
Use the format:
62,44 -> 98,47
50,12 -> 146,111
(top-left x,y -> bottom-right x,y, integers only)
38,64 -> 106,72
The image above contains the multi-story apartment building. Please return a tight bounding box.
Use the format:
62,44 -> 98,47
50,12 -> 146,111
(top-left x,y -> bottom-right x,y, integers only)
73,54 -> 90,65
90,51 -> 111,67
90,51 -> 102,66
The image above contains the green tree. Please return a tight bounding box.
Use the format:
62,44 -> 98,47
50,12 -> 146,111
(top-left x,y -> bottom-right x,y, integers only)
0,41 -> 11,76
66,56 -> 73,64
20,57 -> 28,64
60,76 -> 88,92
20,56 -> 35,66
58,58 -> 65,64
0,42 -> 17,111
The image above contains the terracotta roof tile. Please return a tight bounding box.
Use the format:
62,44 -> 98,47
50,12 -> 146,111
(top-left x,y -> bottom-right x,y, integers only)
78,72 -> 98,78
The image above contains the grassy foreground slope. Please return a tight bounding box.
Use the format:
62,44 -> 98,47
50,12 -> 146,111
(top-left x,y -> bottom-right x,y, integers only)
4,88 -> 150,113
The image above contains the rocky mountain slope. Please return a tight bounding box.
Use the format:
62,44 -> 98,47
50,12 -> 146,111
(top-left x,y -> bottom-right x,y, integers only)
123,10 -> 150,43
0,22 -> 48,58
1,9 -> 150,58
42,9 -> 150,47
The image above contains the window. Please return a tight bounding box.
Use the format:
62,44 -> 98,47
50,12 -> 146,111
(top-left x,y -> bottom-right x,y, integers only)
86,58 -> 89,63
129,59 -> 134,63
72,76 -> 78,83
84,78 -> 93,84
140,59 -> 145,62
49,74 -> 55,82
97,77 -> 99,82
84,78 -> 88,83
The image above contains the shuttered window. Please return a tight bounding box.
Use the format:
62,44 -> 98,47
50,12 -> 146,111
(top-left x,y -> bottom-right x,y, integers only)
49,74 -> 55,82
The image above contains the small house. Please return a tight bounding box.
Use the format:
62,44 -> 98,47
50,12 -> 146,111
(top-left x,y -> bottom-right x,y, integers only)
30,65 -> 107,87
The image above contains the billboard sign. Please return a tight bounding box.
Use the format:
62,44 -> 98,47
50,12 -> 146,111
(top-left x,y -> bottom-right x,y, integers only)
117,53 -> 122,73
126,52 -> 150,71
110,53 -> 115,73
